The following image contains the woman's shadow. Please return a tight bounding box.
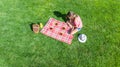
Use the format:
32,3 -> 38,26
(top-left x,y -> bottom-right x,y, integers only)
53,11 -> 67,22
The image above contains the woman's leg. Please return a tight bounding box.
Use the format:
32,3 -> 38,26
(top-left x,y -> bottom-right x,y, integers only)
70,28 -> 78,35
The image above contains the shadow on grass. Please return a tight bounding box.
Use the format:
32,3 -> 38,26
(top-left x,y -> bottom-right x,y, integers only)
77,33 -> 82,37
53,11 -> 67,22
30,23 -> 34,31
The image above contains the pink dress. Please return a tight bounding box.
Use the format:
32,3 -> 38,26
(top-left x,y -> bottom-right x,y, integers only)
73,16 -> 83,28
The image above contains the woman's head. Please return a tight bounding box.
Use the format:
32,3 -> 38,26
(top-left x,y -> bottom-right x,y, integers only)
66,11 -> 76,20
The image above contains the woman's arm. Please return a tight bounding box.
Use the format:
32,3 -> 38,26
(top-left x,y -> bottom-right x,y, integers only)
66,21 -> 73,28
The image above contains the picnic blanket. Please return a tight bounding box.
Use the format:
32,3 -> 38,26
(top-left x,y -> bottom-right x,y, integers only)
40,18 -> 74,44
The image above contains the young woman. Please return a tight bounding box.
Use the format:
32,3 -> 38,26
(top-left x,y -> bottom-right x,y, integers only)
66,11 -> 83,34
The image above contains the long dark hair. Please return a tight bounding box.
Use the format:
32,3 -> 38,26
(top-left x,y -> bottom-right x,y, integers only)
66,11 -> 77,20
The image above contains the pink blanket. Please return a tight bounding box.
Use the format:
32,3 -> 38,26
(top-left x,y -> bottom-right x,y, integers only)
40,18 -> 74,44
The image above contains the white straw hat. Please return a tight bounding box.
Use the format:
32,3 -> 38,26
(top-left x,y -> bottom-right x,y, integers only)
78,34 -> 87,43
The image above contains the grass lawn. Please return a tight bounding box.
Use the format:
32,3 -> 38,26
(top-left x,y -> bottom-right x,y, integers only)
0,0 -> 120,67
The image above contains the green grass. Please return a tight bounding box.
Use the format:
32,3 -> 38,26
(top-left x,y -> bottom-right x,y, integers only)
0,0 -> 120,67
